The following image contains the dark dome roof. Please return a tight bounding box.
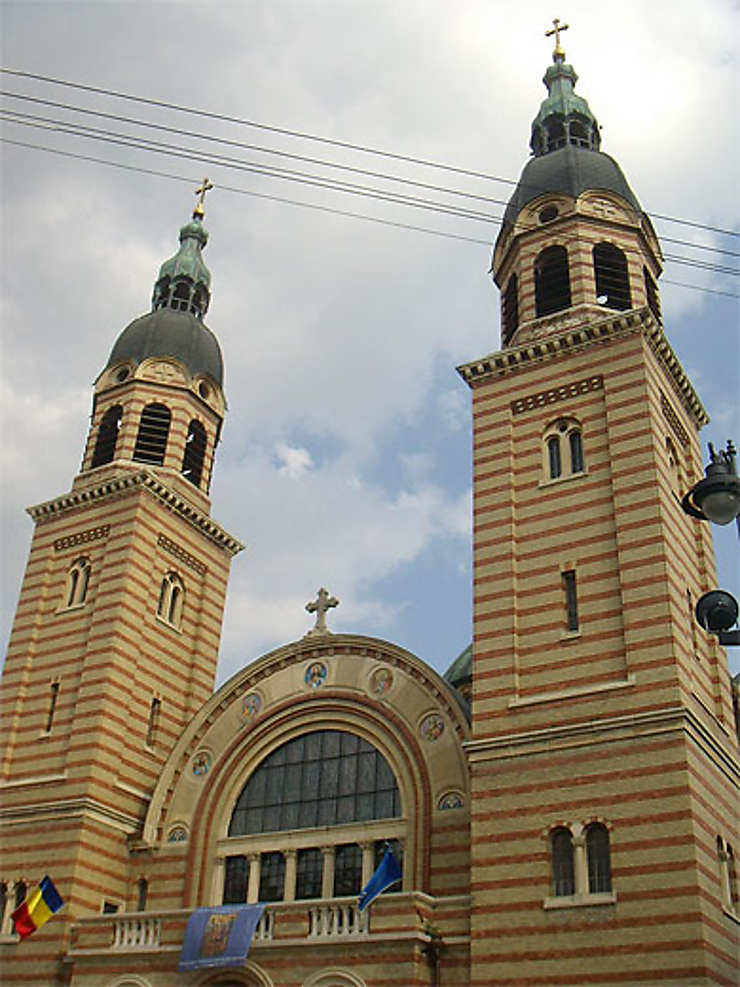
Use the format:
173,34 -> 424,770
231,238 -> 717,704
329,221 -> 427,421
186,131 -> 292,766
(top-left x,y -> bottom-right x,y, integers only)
444,642 -> 472,688
104,308 -> 223,386
501,146 -> 642,233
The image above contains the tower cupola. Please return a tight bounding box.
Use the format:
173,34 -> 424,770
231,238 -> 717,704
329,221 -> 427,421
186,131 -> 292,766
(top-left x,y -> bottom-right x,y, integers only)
79,182 -> 228,503
492,23 -> 663,348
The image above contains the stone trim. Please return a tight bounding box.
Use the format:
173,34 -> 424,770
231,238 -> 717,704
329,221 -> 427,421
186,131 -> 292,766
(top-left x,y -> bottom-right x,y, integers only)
54,525 -> 110,551
457,306 -> 708,427
27,470 -> 244,556
660,390 -> 690,448
512,375 -> 603,415
157,534 -> 208,575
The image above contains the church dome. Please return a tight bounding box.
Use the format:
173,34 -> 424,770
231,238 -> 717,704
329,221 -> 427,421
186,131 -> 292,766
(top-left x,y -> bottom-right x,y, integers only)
104,307 -> 223,386
501,145 -> 642,232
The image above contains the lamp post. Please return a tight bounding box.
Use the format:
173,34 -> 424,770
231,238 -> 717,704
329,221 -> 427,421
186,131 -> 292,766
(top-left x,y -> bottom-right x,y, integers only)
681,439 -> 740,647
681,440 -> 740,528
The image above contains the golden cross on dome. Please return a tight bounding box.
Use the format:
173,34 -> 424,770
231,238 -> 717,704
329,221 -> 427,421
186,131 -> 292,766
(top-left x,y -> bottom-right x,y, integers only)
193,177 -> 214,219
545,17 -> 569,59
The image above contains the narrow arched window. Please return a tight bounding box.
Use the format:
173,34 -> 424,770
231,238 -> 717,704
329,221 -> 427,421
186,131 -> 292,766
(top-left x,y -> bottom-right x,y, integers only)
535,246 -> 571,317
65,557 -> 91,608
569,430 -> 584,473
501,274 -> 519,345
665,436 -> 683,496
569,120 -> 588,147
173,280 -> 191,311
182,420 -> 207,488
644,266 -> 661,323
586,824 -> 612,893
593,243 -> 631,311
136,878 -> 148,912
157,572 -> 184,628
548,436 -> 562,479
133,403 -> 171,466
91,405 -> 122,468
551,827 -> 575,896
0,883 -> 7,935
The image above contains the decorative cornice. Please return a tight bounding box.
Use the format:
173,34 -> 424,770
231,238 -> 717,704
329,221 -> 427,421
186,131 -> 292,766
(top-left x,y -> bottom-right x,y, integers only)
27,470 -> 244,556
0,795 -> 141,833
458,307 -> 708,428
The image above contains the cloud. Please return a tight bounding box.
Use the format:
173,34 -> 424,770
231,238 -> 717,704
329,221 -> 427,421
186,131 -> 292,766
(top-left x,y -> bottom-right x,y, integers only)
275,442 -> 314,478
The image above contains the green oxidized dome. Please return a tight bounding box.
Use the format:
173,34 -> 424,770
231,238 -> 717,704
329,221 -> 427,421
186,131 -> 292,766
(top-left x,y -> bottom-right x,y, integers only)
152,216 -> 211,318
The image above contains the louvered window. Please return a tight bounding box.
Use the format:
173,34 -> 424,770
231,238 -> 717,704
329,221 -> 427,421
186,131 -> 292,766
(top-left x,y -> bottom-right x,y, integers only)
133,403 -> 171,466
593,243 -> 631,310
535,246 -> 571,317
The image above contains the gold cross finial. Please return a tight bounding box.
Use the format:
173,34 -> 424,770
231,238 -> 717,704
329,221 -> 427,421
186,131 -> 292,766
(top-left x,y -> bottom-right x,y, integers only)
545,17 -> 569,60
193,177 -> 214,219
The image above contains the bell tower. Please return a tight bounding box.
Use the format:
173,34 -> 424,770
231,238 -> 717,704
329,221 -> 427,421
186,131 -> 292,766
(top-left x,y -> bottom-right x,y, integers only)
461,27 -> 739,987
0,190 -> 243,984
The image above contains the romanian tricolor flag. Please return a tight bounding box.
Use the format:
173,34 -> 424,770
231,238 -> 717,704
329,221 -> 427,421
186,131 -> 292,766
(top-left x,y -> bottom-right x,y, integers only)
11,876 -> 64,939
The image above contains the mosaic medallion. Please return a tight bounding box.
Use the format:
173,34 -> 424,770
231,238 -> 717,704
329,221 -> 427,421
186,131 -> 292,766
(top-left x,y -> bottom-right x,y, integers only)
192,750 -> 211,776
370,667 -> 393,695
242,693 -> 262,718
420,713 -> 445,742
305,661 -> 328,689
167,826 -> 188,842
438,791 -> 464,811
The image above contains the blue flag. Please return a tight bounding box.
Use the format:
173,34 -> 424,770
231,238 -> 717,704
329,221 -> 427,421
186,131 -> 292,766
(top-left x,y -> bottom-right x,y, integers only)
358,846 -> 402,912
178,904 -> 266,972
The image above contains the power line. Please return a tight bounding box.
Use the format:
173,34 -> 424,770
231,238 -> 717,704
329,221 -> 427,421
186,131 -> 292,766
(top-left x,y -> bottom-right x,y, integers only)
4,136 -> 737,301
3,111 -> 736,280
3,90 -> 737,260
3,67 -> 738,240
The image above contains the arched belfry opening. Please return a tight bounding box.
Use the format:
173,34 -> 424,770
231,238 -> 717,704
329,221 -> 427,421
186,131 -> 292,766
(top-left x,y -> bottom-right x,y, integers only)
90,404 -> 122,468
593,242 -> 631,310
534,245 -> 571,317
133,403 -> 171,466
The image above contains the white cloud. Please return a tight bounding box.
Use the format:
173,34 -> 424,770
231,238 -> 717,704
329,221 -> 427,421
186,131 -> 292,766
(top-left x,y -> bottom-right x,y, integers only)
275,442 -> 314,478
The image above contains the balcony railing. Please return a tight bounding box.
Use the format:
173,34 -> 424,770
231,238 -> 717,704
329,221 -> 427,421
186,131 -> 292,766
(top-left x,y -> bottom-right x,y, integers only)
66,892 -> 469,959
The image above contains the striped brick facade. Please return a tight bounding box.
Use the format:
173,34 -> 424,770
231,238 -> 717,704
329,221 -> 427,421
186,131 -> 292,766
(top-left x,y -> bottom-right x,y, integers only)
0,346 -> 242,985
460,304 -> 739,985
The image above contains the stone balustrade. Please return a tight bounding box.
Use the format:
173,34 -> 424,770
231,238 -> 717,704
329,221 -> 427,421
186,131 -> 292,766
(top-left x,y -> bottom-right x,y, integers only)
307,902 -> 368,938
112,916 -> 161,949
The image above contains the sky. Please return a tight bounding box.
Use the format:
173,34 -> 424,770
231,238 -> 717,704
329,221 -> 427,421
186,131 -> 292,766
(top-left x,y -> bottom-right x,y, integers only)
1,0 -> 738,684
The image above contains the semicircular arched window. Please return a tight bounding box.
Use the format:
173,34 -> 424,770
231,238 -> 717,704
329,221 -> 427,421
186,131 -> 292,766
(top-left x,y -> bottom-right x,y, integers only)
133,403 -> 171,466
91,405 -> 123,468
229,730 -> 401,836
593,242 -> 632,311
534,245 -> 571,317
181,420 -> 207,488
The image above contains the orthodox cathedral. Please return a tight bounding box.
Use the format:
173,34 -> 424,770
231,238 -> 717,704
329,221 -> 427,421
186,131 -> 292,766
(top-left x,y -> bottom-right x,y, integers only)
1,28 -> 738,987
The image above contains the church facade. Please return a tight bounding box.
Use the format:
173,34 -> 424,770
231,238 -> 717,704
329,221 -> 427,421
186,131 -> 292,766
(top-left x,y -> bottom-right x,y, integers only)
1,35 -> 738,987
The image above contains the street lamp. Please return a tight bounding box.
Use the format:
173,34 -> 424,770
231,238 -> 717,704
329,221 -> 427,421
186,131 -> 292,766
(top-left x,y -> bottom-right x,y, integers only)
681,440 -> 740,527
695,590 -> 740,647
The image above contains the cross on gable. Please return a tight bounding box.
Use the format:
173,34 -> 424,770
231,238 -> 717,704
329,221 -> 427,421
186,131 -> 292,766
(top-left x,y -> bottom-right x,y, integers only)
305,587 -> 339,636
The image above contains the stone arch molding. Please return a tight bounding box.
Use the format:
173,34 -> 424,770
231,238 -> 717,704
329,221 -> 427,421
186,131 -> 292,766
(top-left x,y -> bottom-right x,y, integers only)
304,971 -> 367,987
143,633 -> 470,847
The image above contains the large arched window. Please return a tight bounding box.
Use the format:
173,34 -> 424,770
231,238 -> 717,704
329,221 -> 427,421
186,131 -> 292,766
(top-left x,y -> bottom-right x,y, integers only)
182,419 -> 207,488
156,572 -> 184,628
133,403 -> 171,466
90,405 -> 122,468
543,418 -> 585,482
593,243 -> 631,311
534,246 -> 571,317
229,730 -> 401,837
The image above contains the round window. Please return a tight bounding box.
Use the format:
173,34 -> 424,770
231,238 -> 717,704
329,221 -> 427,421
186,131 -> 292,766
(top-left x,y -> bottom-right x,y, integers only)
115,367 -> 129,383
198,381 -> 210,400
539,205 -> 559,224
